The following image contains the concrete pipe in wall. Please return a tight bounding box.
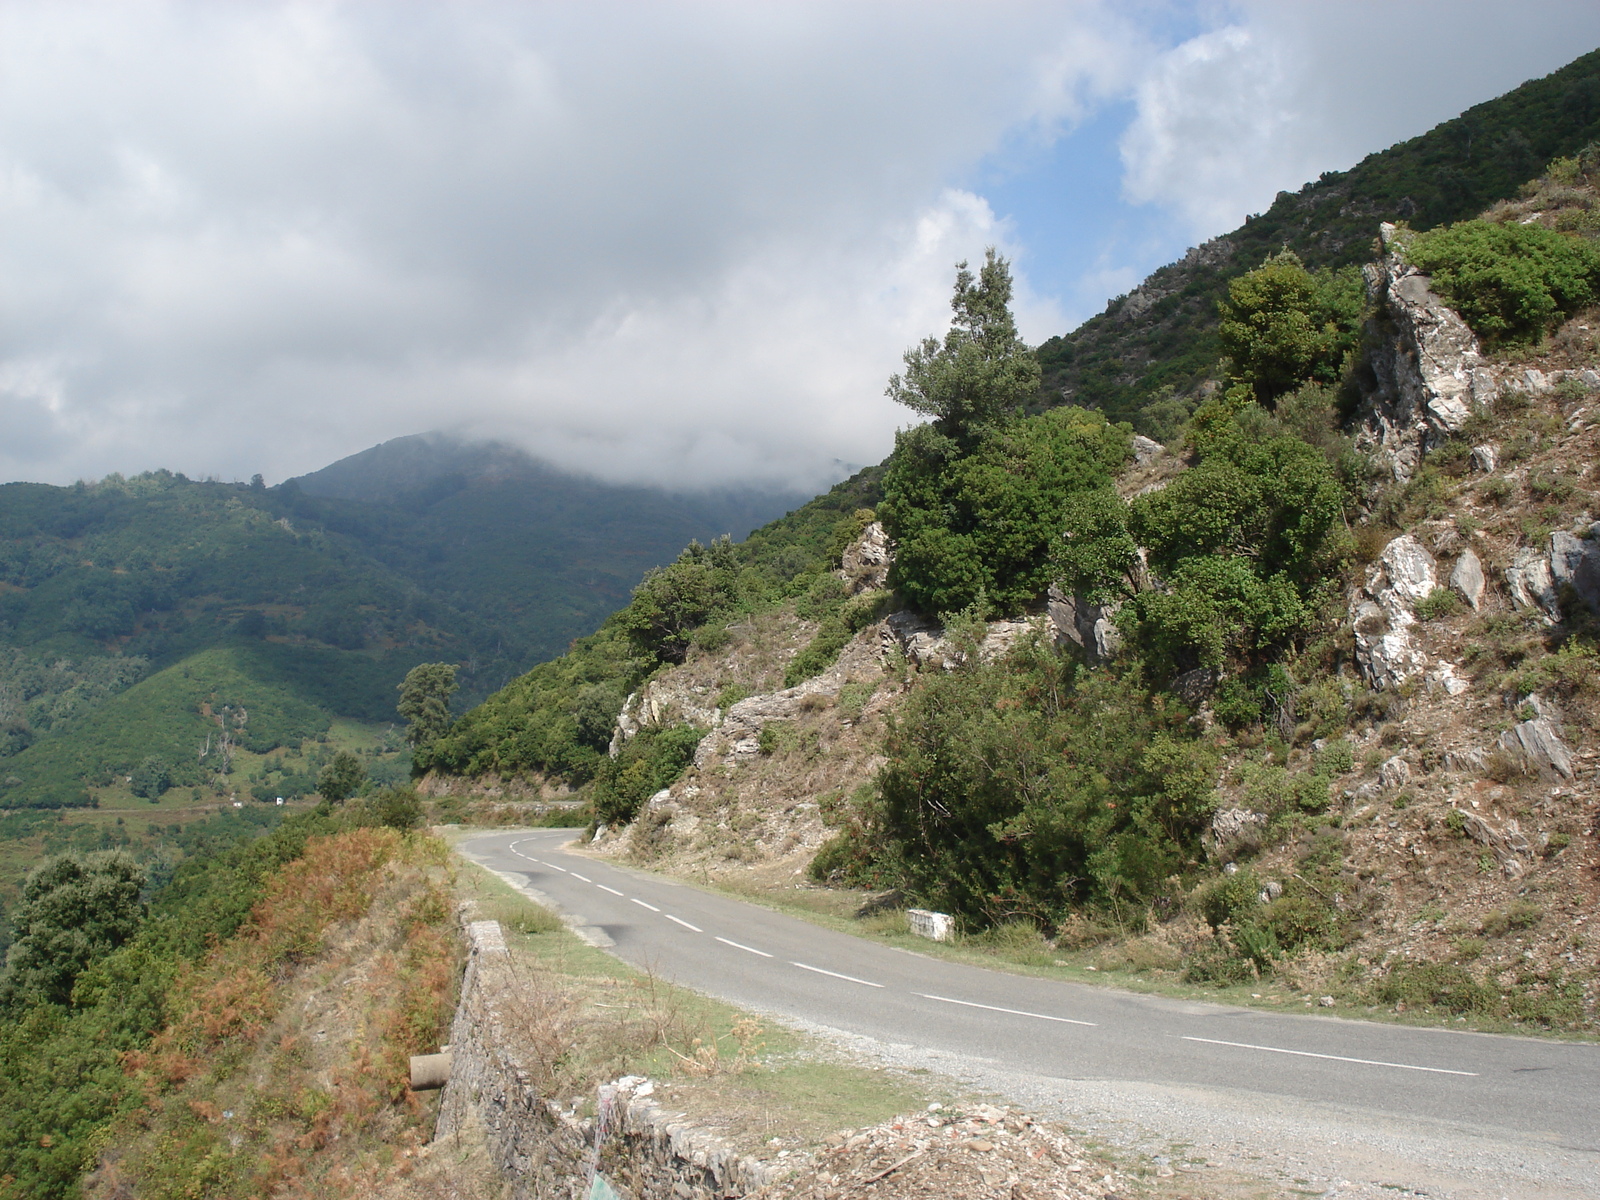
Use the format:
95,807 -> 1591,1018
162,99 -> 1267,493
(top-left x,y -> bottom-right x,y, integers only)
410,1052 -> 453,1091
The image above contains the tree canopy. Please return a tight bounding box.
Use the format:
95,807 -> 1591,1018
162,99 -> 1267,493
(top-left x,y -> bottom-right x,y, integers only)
3,851 -> 144,1006
886,249 -> 1041,443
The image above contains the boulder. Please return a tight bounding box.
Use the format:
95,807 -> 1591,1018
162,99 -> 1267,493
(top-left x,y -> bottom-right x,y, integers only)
1379,534 -> 1438,603
1210,807 -> 1267,847
1496,718 -> 1574,780
1130,434 -> 1164,465
1450,547 -> 1485,611
1379,755 -> 1412,791
1506,547 -> 1560,623
1469,444 -> 1498,473
1549,529 -> 1600,614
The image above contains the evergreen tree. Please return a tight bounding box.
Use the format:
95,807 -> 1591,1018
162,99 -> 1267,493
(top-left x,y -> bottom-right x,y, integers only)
397,662 -> 459,749
886,248 -> 1041,443
3,851 -> 144,1007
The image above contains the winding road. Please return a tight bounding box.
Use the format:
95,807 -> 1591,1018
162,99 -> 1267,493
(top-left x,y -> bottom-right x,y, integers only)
458,827 -> 1600,1194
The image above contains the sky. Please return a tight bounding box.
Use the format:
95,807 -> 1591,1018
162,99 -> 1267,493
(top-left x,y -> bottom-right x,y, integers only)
3,2 -> 1599,494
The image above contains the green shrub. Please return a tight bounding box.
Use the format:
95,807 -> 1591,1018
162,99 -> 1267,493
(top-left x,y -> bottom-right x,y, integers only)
590,722 -> 705,826
881,407 -> 1130,616
1315,738 -> 1355,776
1217,252 -> 1365,406
1407,220 -> 1600,347
1374,962 -> 1498,1013
1481,901 -> 1543,937
1416,587 -> 1464,621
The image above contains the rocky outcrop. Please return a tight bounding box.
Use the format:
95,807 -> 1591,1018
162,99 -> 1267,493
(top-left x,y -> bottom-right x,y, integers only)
882,609 -> 1048,672
839,521 -> 891,594
1046,584 -> 1122,663
1454,808 -> 1535,879
1496,717 -> 1575,780
1355,224 -> 1492,482
1550,528 -> 1600,614
1506,546 -> 1560,623
1450,547 -> 1486,611
610,680 -> 724,755
1351,535 -> 1437,689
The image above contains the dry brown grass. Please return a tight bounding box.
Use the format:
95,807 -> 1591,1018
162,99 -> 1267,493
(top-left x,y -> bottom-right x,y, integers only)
90,830 -> 463,1200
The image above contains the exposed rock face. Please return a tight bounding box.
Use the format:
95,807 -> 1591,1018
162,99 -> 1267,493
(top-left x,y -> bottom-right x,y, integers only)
1210,807 -> 1267,848
1046,584 -> 1122,664
1455,809 -> 1535,878
1450,547 -> 1486,610
1350,535 -> 1437,689
1506,546 -> 1560,623
883,609 -> 1042,671
1355,225 -> 1489,482
609,679 -> 724,755
1470,444 -> 1499,473
839,520 -> 891,594
1550,528 -> 1600,614
1379,755 -> 1412,791
1497,717 -> 1574,780
1130,434 -> 1164,465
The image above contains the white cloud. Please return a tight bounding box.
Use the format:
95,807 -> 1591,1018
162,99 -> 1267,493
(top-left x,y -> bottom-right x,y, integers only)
1119,1 -> 1600,240
0,0 -> 1138,492
3,1 -> 1597,494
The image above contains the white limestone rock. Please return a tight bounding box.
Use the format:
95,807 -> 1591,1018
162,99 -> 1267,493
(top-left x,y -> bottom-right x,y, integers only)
1506,546 -> 1560,623
1350,535 -> 1438,690
1379,755 -> 1412,791
1469,444 -> 1498,473
1354,226 -> 1488,482
1450,547 -> 1486,611
839,521 -> 892,593
1130,434 -> 1165,465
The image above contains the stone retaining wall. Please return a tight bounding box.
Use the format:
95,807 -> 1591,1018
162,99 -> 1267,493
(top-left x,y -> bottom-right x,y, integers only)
435,919 -> 777,1199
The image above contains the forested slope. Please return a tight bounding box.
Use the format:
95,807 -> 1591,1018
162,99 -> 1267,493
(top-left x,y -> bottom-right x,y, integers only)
1034,45 -> 1600,434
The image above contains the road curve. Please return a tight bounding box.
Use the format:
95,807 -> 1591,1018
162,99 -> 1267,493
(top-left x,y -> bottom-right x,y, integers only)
457,828 -> 1600,1165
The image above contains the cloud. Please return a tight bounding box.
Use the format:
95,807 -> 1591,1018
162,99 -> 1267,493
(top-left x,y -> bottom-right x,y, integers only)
0,0 -> 1142,492
3,1 -> 1596,494
1119,1 -> 1600,239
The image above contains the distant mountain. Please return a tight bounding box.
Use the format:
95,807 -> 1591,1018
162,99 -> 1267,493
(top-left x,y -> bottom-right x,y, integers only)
1036,45 -> 1600,433
286,433 -> 809,664
0,439 -> 810,807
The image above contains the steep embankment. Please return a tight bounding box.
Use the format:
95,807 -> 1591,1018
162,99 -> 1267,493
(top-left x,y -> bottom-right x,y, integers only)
85,826 -> 461,1200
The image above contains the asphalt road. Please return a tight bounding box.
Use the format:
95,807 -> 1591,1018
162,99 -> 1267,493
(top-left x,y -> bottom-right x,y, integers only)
458,827 -> 1600,1166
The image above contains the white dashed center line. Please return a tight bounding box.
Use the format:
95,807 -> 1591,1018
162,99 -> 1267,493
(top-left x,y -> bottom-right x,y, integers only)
716,936 -> 774,958
570,873 -> 591,882
630,898 -> 661,911
544,862 -> 567,872
917,994 -> 1097,1027
597,884 -> 624,896
792,962 -> 884,988
1179,1036 -> 1478,1076
666,914 -> 702,933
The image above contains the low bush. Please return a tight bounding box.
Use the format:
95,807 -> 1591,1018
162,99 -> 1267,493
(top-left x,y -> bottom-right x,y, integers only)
1406,219 -> 1600,347
1374,962 -> 1499,1014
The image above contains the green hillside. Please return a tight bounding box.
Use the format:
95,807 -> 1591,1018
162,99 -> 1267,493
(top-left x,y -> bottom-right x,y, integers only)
1036,45 -> 1600,433
0,646 -> 330,809
0,445 -> 807,810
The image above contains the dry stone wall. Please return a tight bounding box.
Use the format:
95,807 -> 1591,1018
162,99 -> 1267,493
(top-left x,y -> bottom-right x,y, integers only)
436,919 -> 776,1199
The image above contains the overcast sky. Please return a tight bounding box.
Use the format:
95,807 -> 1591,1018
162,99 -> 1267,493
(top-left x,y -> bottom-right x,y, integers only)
3,2 -> 1599,493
